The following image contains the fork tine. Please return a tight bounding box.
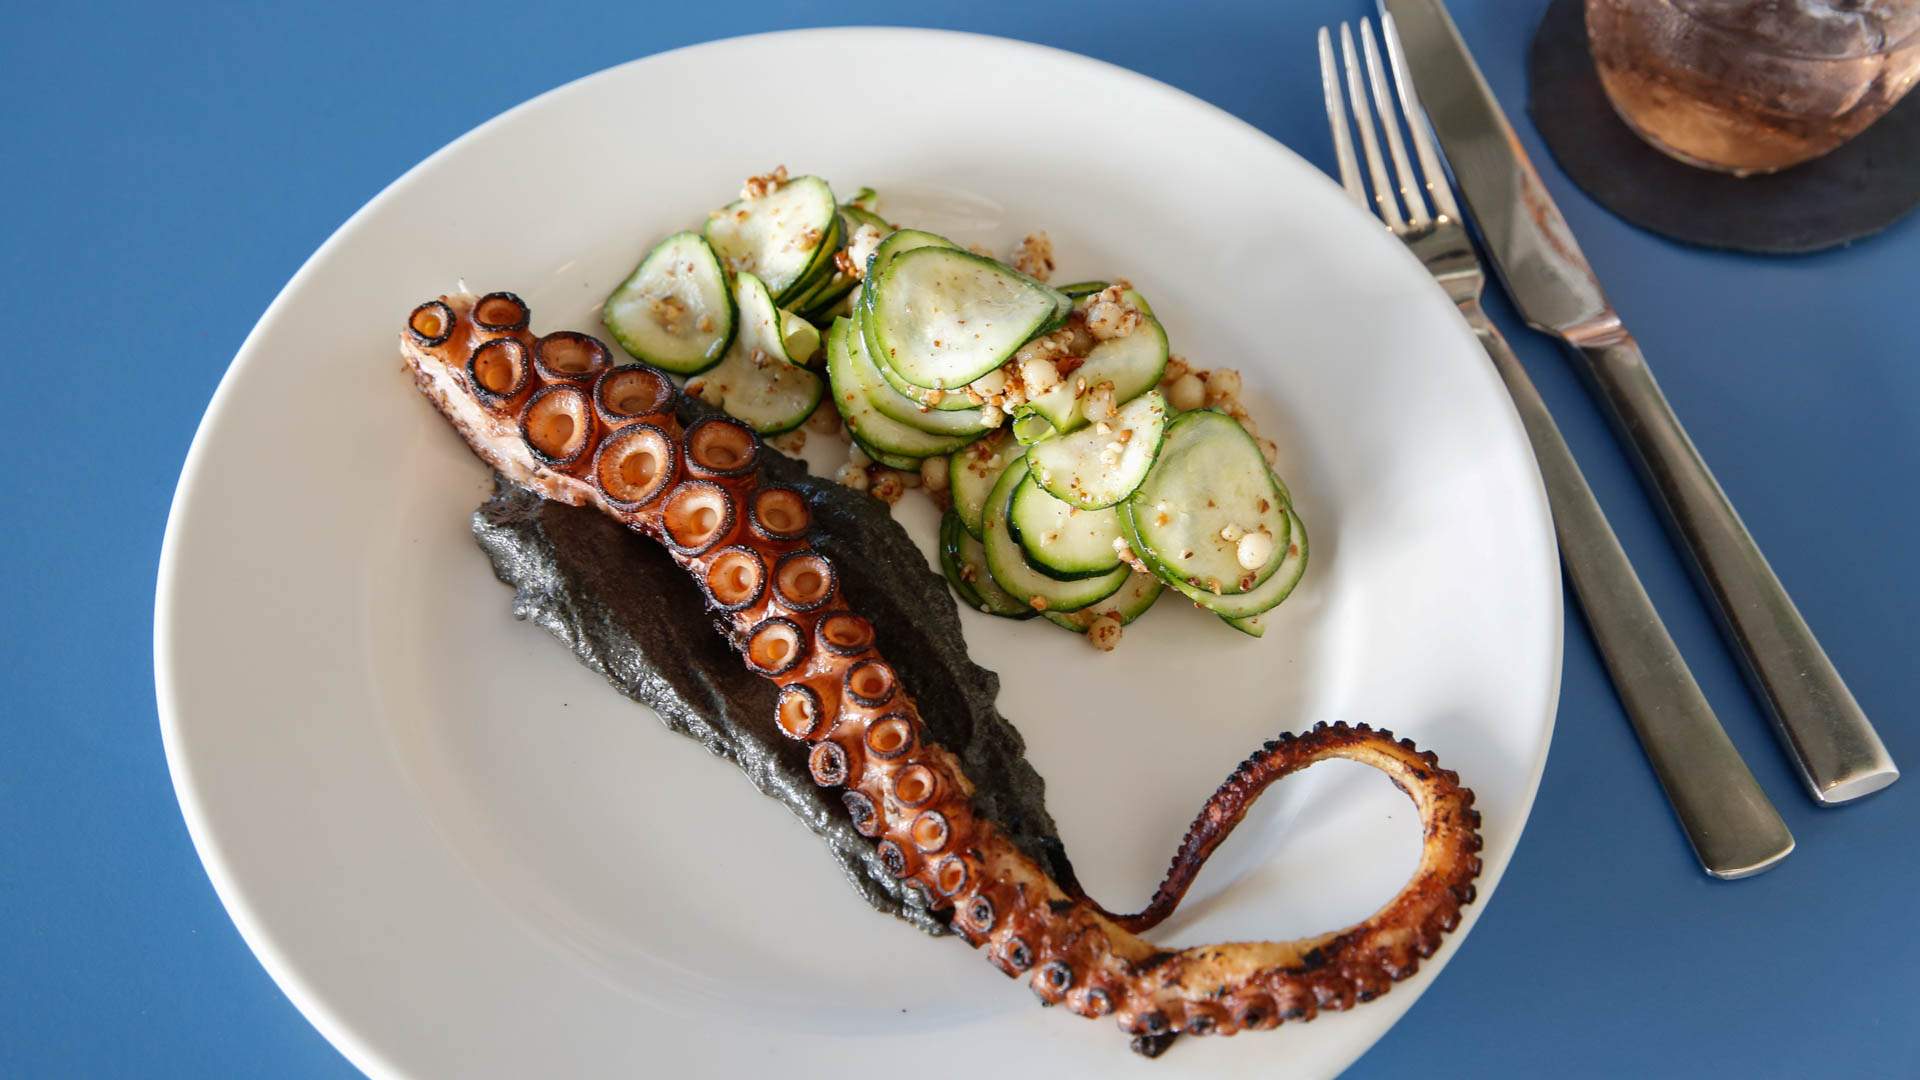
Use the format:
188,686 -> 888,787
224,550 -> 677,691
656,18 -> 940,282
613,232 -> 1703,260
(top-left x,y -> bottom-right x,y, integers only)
1339,22 -> 1404,232
1359,17 -> 1430,229
1381,11 -> 1461,222
1317,27 -> 1367,211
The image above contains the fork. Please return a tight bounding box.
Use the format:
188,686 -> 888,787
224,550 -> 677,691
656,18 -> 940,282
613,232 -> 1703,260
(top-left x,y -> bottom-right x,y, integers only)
1317,17 -> 1793,879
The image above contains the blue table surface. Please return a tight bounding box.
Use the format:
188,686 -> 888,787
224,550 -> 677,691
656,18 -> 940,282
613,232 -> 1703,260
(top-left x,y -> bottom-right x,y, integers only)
6,1 -> 1916,1076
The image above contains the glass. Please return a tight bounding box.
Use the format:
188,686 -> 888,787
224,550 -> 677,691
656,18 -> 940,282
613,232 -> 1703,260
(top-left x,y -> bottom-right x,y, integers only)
1587,0 -> 1920,175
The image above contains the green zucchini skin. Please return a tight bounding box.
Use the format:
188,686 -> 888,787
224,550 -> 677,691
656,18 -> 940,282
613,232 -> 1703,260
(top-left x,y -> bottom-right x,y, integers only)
1027,390 -> 1168,510
941,509 -> 1037,619
826,316 -> 981,461
1008,475 -> 1123,580
1124,410 -> 1291,597
866,246 -> 1068,390
1043,571 -> 1164,632
948,430 -> 1017,540
702,174 -> 839,303
601,232 -> 736,374
982,457 -> 1129,613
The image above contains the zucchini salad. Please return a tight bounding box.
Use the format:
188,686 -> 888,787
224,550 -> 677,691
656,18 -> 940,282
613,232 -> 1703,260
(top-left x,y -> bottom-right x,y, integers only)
602,167 -> 1306,651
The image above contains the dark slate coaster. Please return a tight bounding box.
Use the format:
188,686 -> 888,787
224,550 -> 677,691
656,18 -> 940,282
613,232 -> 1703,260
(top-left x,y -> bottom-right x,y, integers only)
1528,0 -> 1920,255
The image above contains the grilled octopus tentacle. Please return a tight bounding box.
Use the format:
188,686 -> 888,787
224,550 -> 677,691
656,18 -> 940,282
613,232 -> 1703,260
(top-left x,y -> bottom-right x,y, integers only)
400,292 -> 1484,1051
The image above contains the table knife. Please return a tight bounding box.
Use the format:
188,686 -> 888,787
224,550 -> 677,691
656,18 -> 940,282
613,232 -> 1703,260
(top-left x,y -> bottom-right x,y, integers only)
1383,0 -> 1898,805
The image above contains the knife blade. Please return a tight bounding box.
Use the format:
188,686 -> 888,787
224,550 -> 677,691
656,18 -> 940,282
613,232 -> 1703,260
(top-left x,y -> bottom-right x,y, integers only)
1382,0 -> 1898,805
1380,0 -> 1612,339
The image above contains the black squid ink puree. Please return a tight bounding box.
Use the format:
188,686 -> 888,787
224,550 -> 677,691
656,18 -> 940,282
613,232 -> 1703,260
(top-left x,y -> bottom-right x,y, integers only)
471,404 -> 1078,934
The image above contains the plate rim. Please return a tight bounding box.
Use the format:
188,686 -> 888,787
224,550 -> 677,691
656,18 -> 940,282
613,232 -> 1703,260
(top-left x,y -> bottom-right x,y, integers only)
154,25 -> 1563,1079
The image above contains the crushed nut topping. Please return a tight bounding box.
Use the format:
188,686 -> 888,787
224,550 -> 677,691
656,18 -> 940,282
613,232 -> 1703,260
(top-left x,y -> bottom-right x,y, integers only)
741,165 -> 789,199
835,462 -> 870,492
1011,231 -> 1056,282
650,294 -> 688,335
1082,282 -> 1142,341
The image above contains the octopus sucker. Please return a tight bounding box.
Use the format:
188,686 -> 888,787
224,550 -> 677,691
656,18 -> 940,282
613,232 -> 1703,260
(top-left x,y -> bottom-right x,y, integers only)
471,290 -> 531,333
399,292 -> 1484,1053
745,616 -> 806,677
814,611 -> 874,657
685,414 -> 762,480
591,422 -> 676,511
533,330 -> 613,386
468,337 -> 533,413
776,683 -> 825,741
519,383 -> 594,474
408,300 -> 455,347
594,364 -> 678,427
748,486 -> 810,543
702,545 -> 767,613
810,739 -> 854,787
861,710 -> 914,757
890,763 -> 939,808
661,480 -> 736,555
772,549 -> 836,613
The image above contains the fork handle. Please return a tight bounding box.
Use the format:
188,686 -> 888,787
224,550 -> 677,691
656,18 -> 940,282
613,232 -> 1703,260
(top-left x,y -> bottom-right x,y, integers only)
1576,334 -> 1897,805
1463,302 -> 1792,877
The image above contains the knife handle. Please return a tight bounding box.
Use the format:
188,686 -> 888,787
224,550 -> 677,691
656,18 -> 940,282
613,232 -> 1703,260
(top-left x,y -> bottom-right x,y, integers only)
1575,334 -> 1897,804
1464,303 -> 1792,877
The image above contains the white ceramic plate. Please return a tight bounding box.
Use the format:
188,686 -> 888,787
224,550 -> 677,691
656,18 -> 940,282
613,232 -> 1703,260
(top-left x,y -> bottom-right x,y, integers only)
156,28 -> 1559,1080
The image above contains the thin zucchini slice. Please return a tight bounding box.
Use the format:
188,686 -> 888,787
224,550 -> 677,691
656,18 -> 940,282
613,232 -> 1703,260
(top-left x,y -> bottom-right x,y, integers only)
825,317 -> 979,460
1129,507 -> 1308,619
799,275 -> 859,325
848,308 -> 1000,436
781,212 -> 844,305
841,204 -> 890,232
1027,390 -> 1168,510
602,232 -> 735,374
778,309 -> 822,366
858,232 -> 981,412
851,432 -> 921,471
1009,475 -> 1123,580
1020,289 -> 1168,435
692,273 -> 825,434
1057,280 -> 1110,299
1044,571 -> 1163,632
1221,613 -> 1266,637
782,214 -> 851,316
939,510 -> 984,609
727,269 -> 816,367
940,510 -> 1034,619
948,430 -> 1017,539
703,175 -> 838,303
1124,410 -> 1290,595
867,246 -> 1068,390
805,288 -> 858,326
982,458 -> 1129,613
